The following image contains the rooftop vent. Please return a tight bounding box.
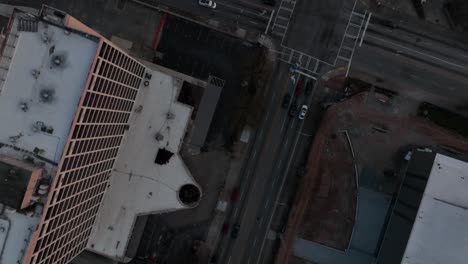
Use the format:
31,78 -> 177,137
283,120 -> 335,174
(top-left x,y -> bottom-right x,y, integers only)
39,89 -> 54,103
178,184 -> 201,207
19,102 -> 28,112
154,148 -> 173,165
51,54 -> 65,67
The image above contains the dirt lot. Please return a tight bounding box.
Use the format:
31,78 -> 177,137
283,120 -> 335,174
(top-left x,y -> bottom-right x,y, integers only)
278,78 -> 468,264
298,131 -> 356,250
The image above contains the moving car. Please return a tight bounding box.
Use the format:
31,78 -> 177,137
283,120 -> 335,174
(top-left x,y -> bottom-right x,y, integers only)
282,93 -> 291,108
298,105 -> 308,120
231,223 -> 240,239
198,0 -> 217,9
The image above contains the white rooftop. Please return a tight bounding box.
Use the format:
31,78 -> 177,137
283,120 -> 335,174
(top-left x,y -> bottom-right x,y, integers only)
0,17 -> 98,164
0,206 -> 41,264
87,67 -> 200,261
402,154 -> 468,264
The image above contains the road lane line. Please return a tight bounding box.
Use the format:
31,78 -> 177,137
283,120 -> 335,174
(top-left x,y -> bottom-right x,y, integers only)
265,197 -> 270,209
254,81 -> 318,264
367,34 -> 468,71
253,149 -> 257,159
253,237 -> 258,246
228,256 -> 232,264
285,137 -> 289,146
280,118 -> 287,132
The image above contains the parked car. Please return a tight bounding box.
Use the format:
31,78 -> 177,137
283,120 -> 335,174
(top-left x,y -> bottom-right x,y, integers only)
263,0 -> 276,6
231,223 -> 240,239
298,105 -> 308,120
230,187 -> 240,202
198,0 -> 217,9
295,78 -> 305,96
305,81 -> 313,96
222,222 -> 230,235
289,102 -> 298,117
282,93 -> 291,108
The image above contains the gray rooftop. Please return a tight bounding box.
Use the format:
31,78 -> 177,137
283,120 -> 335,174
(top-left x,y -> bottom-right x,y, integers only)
402,154 -> 468,264
0,15 -> 98,164
376,150 -> 436,264
0,13 -> 99,264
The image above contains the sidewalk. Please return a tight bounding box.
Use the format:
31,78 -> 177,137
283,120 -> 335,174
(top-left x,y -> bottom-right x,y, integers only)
205,141 -> 249,251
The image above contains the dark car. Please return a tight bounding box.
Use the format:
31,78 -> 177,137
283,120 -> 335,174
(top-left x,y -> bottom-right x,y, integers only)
231,223 -> 240,239
263,0 -> 276,6
305,81 -> 313,96
289,102 -> 297,117
230,187 -> 240,202
282,93 -> 291,108
222,222 -> 230,235
295,78 -> 305,96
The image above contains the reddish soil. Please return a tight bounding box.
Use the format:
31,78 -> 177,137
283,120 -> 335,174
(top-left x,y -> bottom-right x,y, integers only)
276,92 -> 468,264
298,132 -> 356,249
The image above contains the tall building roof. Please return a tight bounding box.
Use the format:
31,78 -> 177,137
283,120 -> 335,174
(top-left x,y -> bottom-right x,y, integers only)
0,6 -> 200,264
0,7 -> 100,264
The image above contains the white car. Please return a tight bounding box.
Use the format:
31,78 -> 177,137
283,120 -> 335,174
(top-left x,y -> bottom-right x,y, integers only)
298,105 -> 308,120
199,0 -> 217,8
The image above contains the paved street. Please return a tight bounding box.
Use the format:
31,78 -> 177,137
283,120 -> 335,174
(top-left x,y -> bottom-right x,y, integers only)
214,61 -> 315,264
213,1 -> 362,263
351,13 -> 468,107
131,0 -> 274,40
282,0 -> 350,63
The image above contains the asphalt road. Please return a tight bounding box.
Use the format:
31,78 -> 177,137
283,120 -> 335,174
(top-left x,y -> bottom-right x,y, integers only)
213,57 -> 319,264
280,0 -> 353,63
131,0 -> 273,38
213,1 -> 361,263
351,14 -> 468,105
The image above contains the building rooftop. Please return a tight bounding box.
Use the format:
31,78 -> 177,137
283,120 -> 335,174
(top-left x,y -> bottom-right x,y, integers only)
0,155 -> 44,210
0,10 -> 99,264
0,13 -> 98,164
402,153 -> 468,264
86,64 -> 201,261
0,6 -> 202,264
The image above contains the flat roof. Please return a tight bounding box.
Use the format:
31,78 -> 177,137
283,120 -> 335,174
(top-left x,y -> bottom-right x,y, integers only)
0,160 -> 32,209
190,76 -> 224,148
87,68 -> 200,261
0,13 -> 98,264
0,16 -> 98,164
376,149 -> 435,264
401,154 -> 468,264
0,206 -> 41,264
